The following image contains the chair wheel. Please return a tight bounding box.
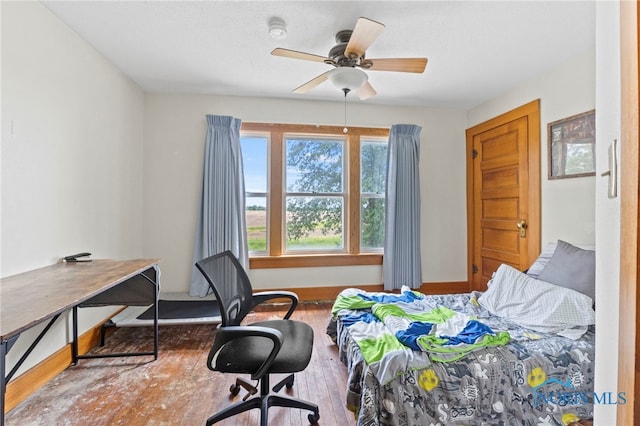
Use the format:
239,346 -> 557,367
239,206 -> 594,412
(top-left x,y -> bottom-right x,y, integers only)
285,375 -> 294,389
229,384 -> 240,396
308,412 -> 320,424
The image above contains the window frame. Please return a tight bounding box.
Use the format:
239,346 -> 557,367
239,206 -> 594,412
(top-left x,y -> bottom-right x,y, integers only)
241,122 -> 389,269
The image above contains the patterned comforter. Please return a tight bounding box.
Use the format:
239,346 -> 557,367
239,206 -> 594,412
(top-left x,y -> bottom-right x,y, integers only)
327,290 -> 594,426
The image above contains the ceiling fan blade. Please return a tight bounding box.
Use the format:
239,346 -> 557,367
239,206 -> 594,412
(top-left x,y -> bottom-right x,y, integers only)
271,48 -> 329,63
366,58 -> 428,73
293,71 -> 330,93
345,17 -> 385,59
356,81 -> 377,100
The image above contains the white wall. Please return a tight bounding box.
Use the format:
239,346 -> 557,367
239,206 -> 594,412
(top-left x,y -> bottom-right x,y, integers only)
142,94 -> 468,292
467,48 -> 596,247
1,1 -> 144,375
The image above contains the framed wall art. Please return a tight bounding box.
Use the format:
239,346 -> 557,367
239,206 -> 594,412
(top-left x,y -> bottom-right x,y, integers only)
547,109 -> 596,179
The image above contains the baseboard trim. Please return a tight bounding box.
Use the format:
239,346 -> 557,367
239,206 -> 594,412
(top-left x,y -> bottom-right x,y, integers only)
5,315 -> 118,414
283,281 -> 470,301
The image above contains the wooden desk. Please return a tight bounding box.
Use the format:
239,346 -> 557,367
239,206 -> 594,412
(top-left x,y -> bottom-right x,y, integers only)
0,259 -> 160,425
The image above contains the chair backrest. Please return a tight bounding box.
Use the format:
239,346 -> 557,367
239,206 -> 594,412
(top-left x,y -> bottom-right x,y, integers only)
195,251 -> 254,327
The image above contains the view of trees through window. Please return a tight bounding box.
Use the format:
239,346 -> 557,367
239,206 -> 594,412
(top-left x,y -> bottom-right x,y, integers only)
286,137 -> 344,251
240,124 -> 387,257
360,141 -> 387,250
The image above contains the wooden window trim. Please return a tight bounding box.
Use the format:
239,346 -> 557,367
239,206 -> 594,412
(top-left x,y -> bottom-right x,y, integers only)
241,122 -> 389,269
249,253 -> 383,269
269,131 -> 283,256
241,122 -> 389,137
348,134 -> 361,253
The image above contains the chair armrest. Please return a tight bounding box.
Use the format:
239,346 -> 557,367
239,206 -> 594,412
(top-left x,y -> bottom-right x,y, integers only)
208,325 -> 284,381
250,291 -> 299,319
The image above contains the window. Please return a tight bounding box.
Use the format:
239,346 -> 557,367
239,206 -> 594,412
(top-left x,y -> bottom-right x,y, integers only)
285,136 -> 345,252
240,123 -> 389,268
240,135 -> 268,253
360,139 -> 387,251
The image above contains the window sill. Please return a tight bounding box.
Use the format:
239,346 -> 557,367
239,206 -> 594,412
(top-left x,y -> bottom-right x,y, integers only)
249,253 -> 383,269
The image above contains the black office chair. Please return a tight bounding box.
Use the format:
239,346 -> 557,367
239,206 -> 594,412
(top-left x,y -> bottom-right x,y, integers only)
195,251 -> 320,426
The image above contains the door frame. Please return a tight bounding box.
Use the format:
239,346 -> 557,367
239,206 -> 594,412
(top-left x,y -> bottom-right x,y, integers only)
617,0 -> 639,424
466,99 -> 541,290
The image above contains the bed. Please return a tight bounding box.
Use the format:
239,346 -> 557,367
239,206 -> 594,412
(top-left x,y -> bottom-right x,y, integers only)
327,240 -> 596,425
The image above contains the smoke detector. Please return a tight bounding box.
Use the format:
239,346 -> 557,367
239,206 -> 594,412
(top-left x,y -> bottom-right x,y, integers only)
269,17 -> 287,40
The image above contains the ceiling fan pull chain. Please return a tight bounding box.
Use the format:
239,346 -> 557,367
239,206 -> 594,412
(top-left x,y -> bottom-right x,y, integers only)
343,88 -> 350,133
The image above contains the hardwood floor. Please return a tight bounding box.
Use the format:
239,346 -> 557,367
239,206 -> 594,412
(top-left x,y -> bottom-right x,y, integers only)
6,302 -> 353,426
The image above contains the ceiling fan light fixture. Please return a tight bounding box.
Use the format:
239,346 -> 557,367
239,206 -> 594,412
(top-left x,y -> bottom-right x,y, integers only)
328,67 -> 368,91
269,17 -> 287,40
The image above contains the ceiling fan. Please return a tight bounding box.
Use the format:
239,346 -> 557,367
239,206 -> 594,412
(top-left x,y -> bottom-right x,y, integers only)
271,17 -> 428,100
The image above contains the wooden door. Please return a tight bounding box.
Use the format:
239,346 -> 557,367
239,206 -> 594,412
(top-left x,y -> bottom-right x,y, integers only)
466,100 -> 541,291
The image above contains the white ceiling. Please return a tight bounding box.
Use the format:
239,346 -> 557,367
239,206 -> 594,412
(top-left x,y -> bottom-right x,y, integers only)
41,1 -> 596,109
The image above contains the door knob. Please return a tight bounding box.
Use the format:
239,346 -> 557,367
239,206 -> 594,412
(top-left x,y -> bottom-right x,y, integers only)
516,220 -> 528,237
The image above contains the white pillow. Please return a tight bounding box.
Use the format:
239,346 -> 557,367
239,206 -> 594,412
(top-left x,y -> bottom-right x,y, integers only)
478,264 -> 595,339
525,242 -> 557,278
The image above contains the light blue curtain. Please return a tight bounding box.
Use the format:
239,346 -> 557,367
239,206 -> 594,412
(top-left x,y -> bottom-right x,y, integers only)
189,115 -> 248,297
383,124 -> 422,290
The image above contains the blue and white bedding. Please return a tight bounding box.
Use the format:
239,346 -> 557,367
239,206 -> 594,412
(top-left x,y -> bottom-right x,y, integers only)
327,266 -> 595,425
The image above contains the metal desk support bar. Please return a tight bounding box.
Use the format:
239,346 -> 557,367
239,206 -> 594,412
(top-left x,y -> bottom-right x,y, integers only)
7,315 -> 61,383
0,314 -> 60,426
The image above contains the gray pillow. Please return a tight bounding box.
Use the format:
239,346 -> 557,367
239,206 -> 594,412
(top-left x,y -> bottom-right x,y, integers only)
527,241 -> 596,278
537,240 -> 595,303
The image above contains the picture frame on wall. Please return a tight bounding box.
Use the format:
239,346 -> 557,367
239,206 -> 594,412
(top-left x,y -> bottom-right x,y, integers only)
547,109 -> 596,179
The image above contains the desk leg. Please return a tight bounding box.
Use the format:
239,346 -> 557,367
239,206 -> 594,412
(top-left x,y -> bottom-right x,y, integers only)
72,306 -> 78,365
153,271 -> 159,360
1,340 -> 6,426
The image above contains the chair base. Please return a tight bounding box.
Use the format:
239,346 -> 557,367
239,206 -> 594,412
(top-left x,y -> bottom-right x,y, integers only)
206,375 -> 319,426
